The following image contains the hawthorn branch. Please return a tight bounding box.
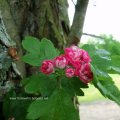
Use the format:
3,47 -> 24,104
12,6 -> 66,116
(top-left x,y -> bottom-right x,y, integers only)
71,0 -> 76,6
82,33 -> 104,39
68,0 -> 89,46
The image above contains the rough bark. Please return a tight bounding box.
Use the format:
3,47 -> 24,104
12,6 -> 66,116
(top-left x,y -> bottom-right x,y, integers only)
0,0 -> 71,99
0,0 -> 26,77
0,0 -> 70,77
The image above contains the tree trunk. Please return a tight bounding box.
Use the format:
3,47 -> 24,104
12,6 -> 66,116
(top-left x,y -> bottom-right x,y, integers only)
0,0 -> 89,119
0,0 -> 89,75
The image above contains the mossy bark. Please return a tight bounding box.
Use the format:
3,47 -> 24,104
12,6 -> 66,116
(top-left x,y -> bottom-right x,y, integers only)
0,0 -> 89,92
0,0 -> 70,77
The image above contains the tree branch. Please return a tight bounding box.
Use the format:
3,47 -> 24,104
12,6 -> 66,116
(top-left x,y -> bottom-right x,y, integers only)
71,0 -> 76,6
68,0 -> 89,46
82,32 -> 104,39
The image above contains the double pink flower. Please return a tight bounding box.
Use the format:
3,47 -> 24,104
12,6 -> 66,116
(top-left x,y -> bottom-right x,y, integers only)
40,60 -> 54,75
54,55 -> 68,69
40,45 -> 93,84
40,55 -> 68,74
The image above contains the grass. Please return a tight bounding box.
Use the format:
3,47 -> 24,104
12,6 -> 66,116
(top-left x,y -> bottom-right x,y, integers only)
78,74 -> 120,103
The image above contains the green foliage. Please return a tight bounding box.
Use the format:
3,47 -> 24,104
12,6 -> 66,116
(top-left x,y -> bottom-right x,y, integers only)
20,36 -> 120,120
22,37 -> 59,66
81,37 -> 120,105
22,72 -> 87,120
91,65 -> 120,105
22,37 -> 85,120
3,90 -> 31,120
97,35 -> 120,56
110,55 -> 120,74
88,35 -> 120,74
61,77 -> 88,96
82,44 -> 111,71
27,89 -> 79,120
22,73 -> 57,97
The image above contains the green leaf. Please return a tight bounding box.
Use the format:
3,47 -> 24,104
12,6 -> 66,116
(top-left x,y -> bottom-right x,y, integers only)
82,44 -> 111,71
95,49 -> 110,57
61,76 -> 88,96
108,66 -> 120,74
93,68 -> 109,78
91,65 -> 120,105
91,55 -> 111,71
81,44 -> 110,58
111,55 -> 120,67
22,53 -> 42,66
81,44 -> 96,57
22,73 -> 57,97
22,37 -> 59,66
39,38 -> 59,59
27,89 -> 80,120
22,36 -> 41,54
107,55 -> 120,74
3,90 -> 31,120
82,39 -> 120,105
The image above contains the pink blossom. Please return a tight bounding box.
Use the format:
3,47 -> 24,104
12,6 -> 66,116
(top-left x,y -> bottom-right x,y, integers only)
65,68 -> 75,78
40,60 -> 54,75
65,46 -> 82,61
65,46 -> 81,67
65,46 -> 91,68
80,50 -> 91,63
75,63 -> 93,83
54,55 -> 68,69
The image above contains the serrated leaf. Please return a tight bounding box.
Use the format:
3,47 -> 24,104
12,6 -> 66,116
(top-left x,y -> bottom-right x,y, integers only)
91,65 -> 120,105
39,38 -> 59,59
22,37 -> 59,66
82,44 -> 111,71
22,53 -> 42,66
22,36 -> 41,54
61,76 -> 88,96
108,66 -> 120,74
107,55 -> 120,74
27,89 -> 80,120
92,55 -> 111,71
22,73 -> 57,97
82,40 -> 120,105
94,68 -> 110,78
81,44 -> 96,57
95,49 -> 110,57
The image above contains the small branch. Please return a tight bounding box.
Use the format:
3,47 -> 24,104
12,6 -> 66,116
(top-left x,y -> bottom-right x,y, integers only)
67,0 -> 89,46
71,0 -> 76,6
82,33 -> 104,39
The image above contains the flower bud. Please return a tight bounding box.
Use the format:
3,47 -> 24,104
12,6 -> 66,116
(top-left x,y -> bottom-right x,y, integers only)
54,55 -> 68,69
65,68 -> 75,78
75,63 -> 93,83
40,60 -> 54,75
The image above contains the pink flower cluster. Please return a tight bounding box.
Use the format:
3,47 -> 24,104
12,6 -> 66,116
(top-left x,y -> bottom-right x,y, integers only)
40,46 -> 93,84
